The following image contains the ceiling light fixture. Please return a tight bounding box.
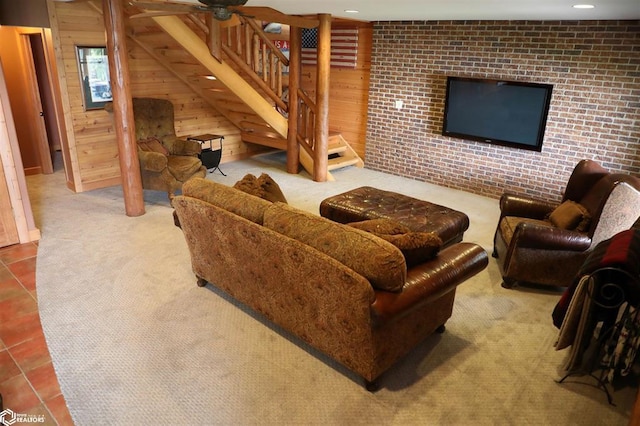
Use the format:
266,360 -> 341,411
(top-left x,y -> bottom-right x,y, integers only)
572,4 -> 595,9
344,9 -> 359,14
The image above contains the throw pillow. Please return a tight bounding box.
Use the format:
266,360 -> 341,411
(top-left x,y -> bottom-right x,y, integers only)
138,137 -> 169,156
348,220 -> 442,267
348,218 -> 411,235
233,173 -> 288,204
257,173 -> 288,204
233,173 -> 261,196
548,200 -> 591,231
376,232 -> 442,267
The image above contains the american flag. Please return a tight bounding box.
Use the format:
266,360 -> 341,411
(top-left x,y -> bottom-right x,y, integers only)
301,27 -> 359,68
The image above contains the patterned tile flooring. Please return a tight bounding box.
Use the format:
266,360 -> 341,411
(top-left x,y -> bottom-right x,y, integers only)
0,242 -> 73,425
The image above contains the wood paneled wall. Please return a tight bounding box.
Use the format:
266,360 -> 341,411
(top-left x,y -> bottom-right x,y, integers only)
49,1 -> 250,192
300,26 -> 372,158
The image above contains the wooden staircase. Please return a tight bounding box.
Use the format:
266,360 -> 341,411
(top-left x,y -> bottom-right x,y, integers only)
300,133 -> 363,181
126,9 -> 362,181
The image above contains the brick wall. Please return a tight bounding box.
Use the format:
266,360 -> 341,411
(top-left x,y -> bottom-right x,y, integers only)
366,20 -> 640,202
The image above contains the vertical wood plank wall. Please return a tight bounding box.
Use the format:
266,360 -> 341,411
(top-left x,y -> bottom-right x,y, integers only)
300,26 -> 372,159
49,2 -> 373,192
49,2 -> 244,192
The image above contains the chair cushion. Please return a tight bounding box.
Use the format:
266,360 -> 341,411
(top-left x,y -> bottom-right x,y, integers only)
233,173 -> 288,203
348,219 -> 442,267
499,217 -> 553,245
166,156 -> 204,182
264,203 -> 406,292
138,137 -> 169,156
548,200 -> 591,231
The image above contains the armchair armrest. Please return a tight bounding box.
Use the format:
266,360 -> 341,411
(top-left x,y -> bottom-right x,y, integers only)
500,193 -> 557,220
371,243 -> 488,324
511,221 -> 591,251
161,135 -> 201,156
138,150 -> 167,172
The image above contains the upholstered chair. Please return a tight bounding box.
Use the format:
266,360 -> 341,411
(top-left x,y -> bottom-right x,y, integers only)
493,160 -> 640,289
132,97 -> 206,200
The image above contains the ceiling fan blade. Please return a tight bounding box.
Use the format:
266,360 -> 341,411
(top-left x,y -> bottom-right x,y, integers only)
232,6 -> 319,29
129,1 -> 197,14
129,10 -> 191,19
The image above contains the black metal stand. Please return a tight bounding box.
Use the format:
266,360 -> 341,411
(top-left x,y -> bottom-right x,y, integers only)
557,267 -> 640,405
188,133 -> 226,176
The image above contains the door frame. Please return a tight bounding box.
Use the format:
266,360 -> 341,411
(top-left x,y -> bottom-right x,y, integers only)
19,29 -> 57,175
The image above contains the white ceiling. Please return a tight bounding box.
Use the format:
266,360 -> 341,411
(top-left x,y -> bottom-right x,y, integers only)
200,0 -> 640,21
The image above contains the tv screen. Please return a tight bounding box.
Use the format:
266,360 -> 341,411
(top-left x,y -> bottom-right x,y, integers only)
442,77 -> 553,151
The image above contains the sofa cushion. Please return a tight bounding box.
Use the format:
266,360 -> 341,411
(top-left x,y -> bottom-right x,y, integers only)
233,173 -> 288,204
548,200 -> 591,231
182,178 -> 271,224
348,219 -> 442,267
264,203 -> 406,292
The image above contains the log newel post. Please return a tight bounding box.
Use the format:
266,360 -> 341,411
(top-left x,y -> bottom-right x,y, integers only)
103,0 -> 144,216
313,14 -> 330,182
287,26 -> 301,174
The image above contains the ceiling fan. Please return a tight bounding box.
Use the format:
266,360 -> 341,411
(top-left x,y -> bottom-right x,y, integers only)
128,0 -> 319,28
130,0 -> 248,21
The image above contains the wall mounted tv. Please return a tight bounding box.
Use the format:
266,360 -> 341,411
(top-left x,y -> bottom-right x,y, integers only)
442,76 -> 553,152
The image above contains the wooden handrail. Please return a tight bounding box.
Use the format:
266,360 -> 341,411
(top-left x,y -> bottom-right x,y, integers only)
219,16 -> 289,112
296,87 -> 316,153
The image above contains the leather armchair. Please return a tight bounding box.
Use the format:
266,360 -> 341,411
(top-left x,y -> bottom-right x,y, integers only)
132,98 -> 206,200
493,160 -> 640,288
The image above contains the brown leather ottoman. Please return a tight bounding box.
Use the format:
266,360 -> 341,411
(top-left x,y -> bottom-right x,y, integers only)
320,186 -> 469,247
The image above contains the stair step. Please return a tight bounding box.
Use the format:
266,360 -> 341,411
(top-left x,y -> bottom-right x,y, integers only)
327,155 -> 360,171
242,132 -> 287,150
328,144 -> 347,155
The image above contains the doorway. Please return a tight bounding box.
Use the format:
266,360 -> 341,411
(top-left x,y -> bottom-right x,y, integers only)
22,31 -> 64,174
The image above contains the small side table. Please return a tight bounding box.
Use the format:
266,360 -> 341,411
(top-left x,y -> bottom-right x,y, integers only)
187,133 -> 226,176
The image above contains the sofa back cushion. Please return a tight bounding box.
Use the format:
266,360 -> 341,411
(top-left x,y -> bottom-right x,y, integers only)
263,203 -> 406,292
182,178 -> 271,225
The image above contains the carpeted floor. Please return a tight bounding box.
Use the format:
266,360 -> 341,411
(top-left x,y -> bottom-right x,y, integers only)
28,152 -> 637,425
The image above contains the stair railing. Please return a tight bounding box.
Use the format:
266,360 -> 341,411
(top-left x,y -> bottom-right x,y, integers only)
295,88 -> 316,158
220,16 -> 289,113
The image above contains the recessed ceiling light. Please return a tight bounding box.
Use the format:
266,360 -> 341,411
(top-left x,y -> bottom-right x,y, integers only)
344,9 -> 359,14
573,4 -> 595,9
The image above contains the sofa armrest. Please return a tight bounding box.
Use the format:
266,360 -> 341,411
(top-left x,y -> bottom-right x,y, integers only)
371,243 -> 488,324
161,135 -> 201,156
511,221 -> 592,251
500,193 -> 557,220
138,150 -> 167,172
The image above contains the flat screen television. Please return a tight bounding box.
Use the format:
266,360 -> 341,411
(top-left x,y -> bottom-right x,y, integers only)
442,76 -> 553,152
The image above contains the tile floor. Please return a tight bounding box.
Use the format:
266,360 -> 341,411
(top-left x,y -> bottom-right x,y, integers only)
0,242 -> 73,425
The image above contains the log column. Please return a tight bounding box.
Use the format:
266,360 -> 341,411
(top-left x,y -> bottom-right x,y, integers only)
103,0 -> 144,216
313,14 -> 331,182
287,25 -> 301,174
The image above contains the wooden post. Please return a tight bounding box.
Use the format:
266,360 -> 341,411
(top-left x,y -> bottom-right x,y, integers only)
313,14 -> 331,182
287,26 -> 301,174
103,0 -> 144,216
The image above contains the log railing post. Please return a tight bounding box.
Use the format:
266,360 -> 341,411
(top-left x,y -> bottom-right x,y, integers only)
102,0 -> 144,216
287,26 -> 301,174
313,14 -> 331,182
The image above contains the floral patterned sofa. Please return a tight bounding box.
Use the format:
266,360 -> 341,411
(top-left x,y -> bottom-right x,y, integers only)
172,177 -> 488,389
